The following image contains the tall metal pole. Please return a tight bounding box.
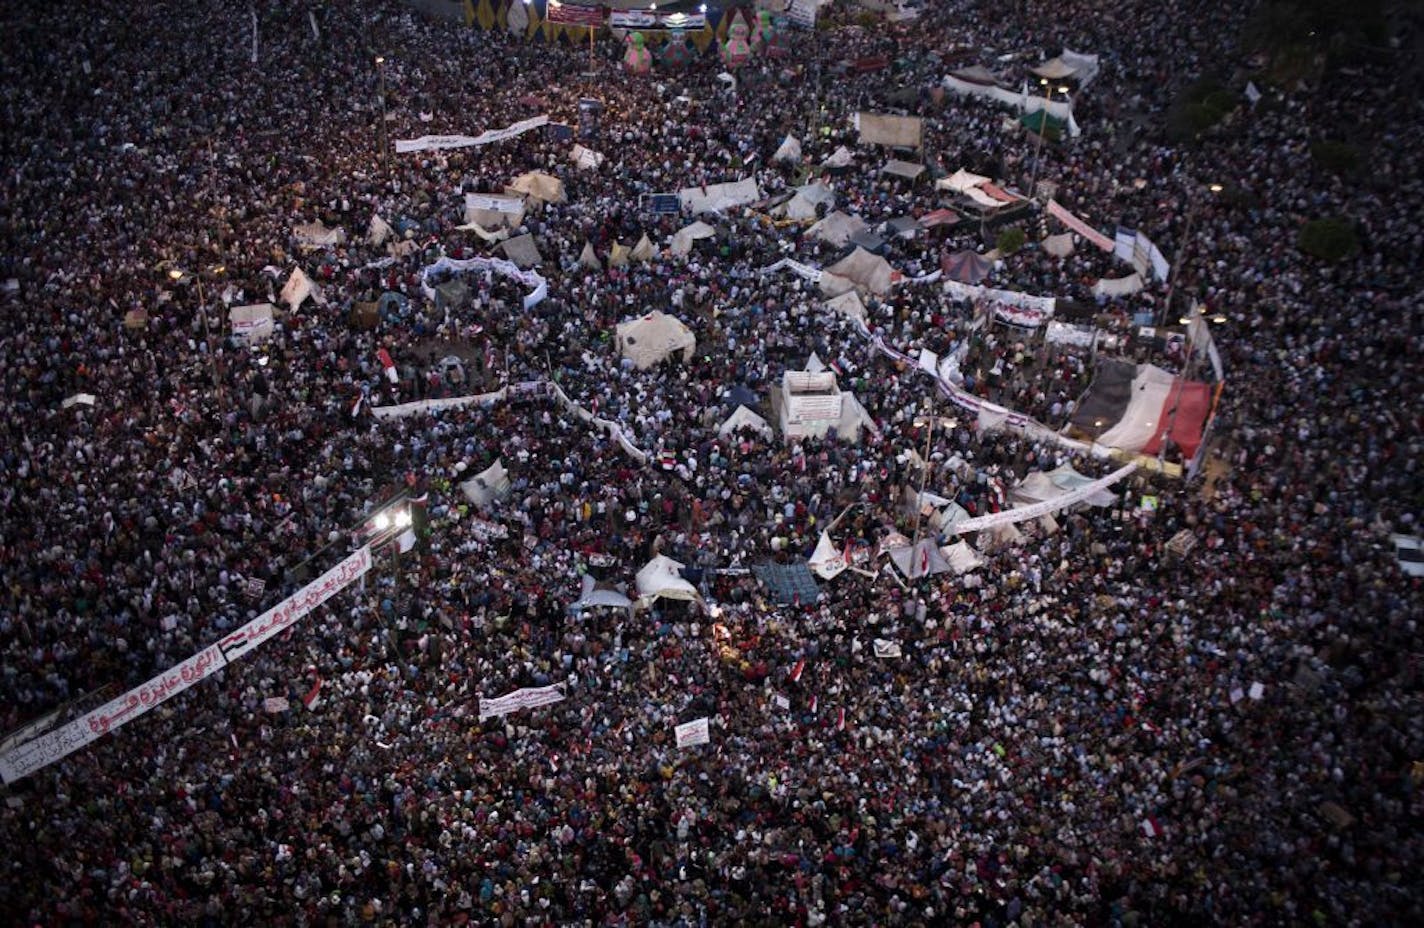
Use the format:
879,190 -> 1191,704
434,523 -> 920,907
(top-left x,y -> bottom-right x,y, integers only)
376,56 -> 389,174
1027,81 -> 1059,201
911,409 -> 936,543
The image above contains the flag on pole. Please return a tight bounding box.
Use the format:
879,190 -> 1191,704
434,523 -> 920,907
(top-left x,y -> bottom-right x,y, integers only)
1140,817 -> 1162,838
302,668 -> 324,709
808,695 -> 818,713
836,707 -> 846,730
789,659 -> 806,683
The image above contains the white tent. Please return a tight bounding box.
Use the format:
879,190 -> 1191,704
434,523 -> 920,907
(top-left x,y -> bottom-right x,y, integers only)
979,520 -> 1025,550
937,168 -> 991,193
464,192 -> 526,229
775,182 -> 835,221
940,540 -> 984,574
823,289 -> 867,324
571,574 -> 634,617
822,146 -> 854,169
772,134 -> 802,163
293,220 -> 347,250
1011,471 -> 1068,505
608,242 -> 631,267
229,303 -> 276,344
508,171 -> 567,204
501,233 -> 543,269
1047,464 -> 1116,506
279,267 -> 323,310
630,233 -> 657,261
823,247 -> 896,296
678,177 -> 760,215
578,241 -> 602,270
460,459 -> 511,507
808,531 -> 848,580
882,160 -> 926,180
804,352 -> 826,373
636,555 -> 701,605
887,539 -> 952,579
616,311 -> 696,369
367,215 -> 394,246
1092,273 -> 1144,298
1043,233 -> 1075,257
807,211 -> 867,246
670,220 -> 716,256
719,404 -> 773,438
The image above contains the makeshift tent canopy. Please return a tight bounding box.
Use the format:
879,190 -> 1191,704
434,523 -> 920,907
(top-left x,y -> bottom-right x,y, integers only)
679,177 -> 760,214
279,267 -> 322,310
882,160 -> 926,180
464,193 -> 526,229
1043,233 -> 1075,257
949,64 -> 1004,86
670,220 -> 716,257
719,404 -> 773,438
608,243 -> 631,267
1092,273 -> 1144,298
887,539 -> 952,579
1047,463 -> 1118,506
435,279 -> 470,311
772,135 -> 802,163
822,247 -> 896,296
629,234 -> 657,261
821,146 -> 855,170
823,289 -> 868,324
938,168 -> 990,192
807,211 -> 867,247
848,228 -> 887,253
883,216 -> 919,238
570,144 -> 605,170
460,459 -> 511,507
775,182 -> 835,220
293,220 -> 347,249
805,352 -> 826,373
752,561 -> 820,605
1020,109 -> 1068,135
367,215 -> 394,246
508,171 -> 567,204
856,112 -> 923,148
1030,57 -> 1080,81
571,575 -> 634,617
940,539 -> 984,574
578,241 -> 602,270
635,555 -> 702,605
942,250 -> 993,285
500,233 -> 543,269
616,311 -> 697,369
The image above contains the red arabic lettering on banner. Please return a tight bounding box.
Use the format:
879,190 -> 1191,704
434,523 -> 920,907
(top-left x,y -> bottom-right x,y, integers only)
548,3 -> 604,26
1047,199 -> 1115,252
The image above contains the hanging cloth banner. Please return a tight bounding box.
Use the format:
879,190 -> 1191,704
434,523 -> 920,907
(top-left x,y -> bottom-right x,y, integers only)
0,546 -> 373,784
946,464 -> 1137,534
395,116 -> 550,153
419,255 -> 548,310
478,683 -> 567,720
761,257 -> 825,284
1046,199 -> 1115,252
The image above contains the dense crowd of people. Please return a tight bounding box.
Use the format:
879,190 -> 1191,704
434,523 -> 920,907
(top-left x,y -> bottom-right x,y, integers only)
1,0 -> 1420,924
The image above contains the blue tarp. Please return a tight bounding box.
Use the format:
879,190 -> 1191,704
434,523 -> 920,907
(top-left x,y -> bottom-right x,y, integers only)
752,562 -> 820,605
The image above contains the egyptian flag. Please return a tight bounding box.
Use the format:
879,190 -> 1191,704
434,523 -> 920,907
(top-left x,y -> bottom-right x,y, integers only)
349,393 -> 365,419
377,347 -> 398,384
808,695 -> 818,714
302,667 -> 323,710
1140,817 -> 1163,838
835,708 -> 846,731
789,659 -> 806,684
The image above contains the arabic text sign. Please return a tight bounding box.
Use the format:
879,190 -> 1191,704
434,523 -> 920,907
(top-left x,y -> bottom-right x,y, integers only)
478,684 -> 566,721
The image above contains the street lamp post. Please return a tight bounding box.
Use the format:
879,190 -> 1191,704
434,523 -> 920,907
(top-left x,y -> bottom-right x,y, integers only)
1158,181 -> 1223,327
370,505 -> 414,665
1027,80 -> 1069,201
375,56 -> 389,174
169,265 -> 226,409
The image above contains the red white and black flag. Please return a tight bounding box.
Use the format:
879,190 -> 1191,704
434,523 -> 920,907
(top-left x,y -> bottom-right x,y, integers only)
547,2 -> 603,26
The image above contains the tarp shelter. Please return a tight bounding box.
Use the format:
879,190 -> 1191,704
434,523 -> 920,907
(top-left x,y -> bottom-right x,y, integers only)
778,369 -> 877,442
616,311 -> 697,369
942,250 -> 993,284
919,208 -> 960,230
500,233 -> 543,269
1046,463 -> 1118,506
938,168 -> 990,193
608,242 -> 631,267
949,64 -> 1004,87
807,211 -> 867,247
1043,233 -> 1075,257
823,247 -> 896,296
435,279 -> 470,311
578,241 -> 602,270
887,539 -> 952,579
1020,109 -> 1068,136
1092,273 -> 1144,298
571,574 -> 634,618
636,555 -> 702,606
679,177 -> 761,215
630,234 -> 657,261
822,146 -> 855,171
775,182 -> 835,220
823,289 -> 868,324
719,404 -> 774,438
979,520 -> 1025,550
752,561 -> 820,605
368,215 -> 394,246
882,160 -> 926,181
772,135 -> 802,163
848,228 -> 887,253
808,531 -> 848,579
670,220 -> 716,256
805,352 -> 826,373
279,267 -> 322,310
460,459 -> 511,507
508,171 -> 567,204
940,539 -> 984,574
229,303 -> 275,344
856,112 -> 923,149
293,220 -> 347,250
884,216 -> 919,239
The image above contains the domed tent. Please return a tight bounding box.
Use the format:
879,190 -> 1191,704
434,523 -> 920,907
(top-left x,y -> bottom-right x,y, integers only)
615,311 -> 696,369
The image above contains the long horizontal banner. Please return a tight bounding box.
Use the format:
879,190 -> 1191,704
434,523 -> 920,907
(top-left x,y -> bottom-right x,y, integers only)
418,255 -> 548,311
947,463 -> 1136,534
0,546 -> 372,784
609,10 -> 705,29
761,257 -> 824,284
548,3 -> 603,26
1046,199 -> 1114,252
943,280 -> 1057,316
395,116 -> 550,153
478,683 -> 566,720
